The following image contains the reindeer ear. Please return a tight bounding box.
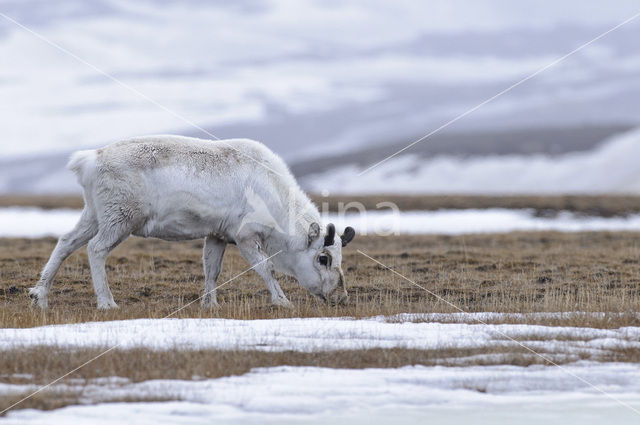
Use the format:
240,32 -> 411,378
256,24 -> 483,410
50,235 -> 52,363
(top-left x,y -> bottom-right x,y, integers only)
308,222 -> 320,247
341,226 -> 355,247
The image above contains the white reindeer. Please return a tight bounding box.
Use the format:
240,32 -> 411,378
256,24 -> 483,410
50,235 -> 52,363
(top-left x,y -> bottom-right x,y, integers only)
29,136 -> 355,309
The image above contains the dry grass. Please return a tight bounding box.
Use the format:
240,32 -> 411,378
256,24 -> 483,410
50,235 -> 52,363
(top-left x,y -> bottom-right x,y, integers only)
1,232 -> 640,327
0,346 -> 548,386
4,194 -> 640,216
0,195 -> 84,210
0,388 -> 177,414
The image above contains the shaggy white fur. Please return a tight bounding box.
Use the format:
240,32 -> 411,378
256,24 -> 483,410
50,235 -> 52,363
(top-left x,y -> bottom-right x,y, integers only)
30,135 -> 353,309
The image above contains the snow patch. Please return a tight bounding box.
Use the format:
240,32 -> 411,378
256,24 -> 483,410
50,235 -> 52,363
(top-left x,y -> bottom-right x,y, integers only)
0,208 -> 80,238
4,207 -> 640,238
3,363 -> 640,424
1,316 -> 639,356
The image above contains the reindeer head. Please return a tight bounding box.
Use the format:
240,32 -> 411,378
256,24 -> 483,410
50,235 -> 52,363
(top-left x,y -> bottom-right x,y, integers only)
295,222 -> 355,305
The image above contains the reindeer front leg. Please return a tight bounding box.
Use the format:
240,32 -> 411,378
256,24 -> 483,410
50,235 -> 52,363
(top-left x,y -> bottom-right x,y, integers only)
202,236 -> 226,308
236,237 -> 292,308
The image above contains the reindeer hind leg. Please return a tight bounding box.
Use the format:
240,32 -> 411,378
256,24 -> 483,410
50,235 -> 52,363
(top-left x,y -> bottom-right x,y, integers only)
30,207 -> 98,308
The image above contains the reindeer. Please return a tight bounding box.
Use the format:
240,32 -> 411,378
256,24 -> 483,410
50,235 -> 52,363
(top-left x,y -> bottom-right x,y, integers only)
29,136 -> 355,309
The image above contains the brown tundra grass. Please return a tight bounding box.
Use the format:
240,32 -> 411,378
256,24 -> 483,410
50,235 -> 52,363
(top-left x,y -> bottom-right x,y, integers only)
1,232 -> 639,327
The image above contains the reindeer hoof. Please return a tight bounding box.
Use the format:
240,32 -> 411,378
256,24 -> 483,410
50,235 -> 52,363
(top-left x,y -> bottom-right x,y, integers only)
29,287 -> 48,308
97,300 -> 119,310
201,295 -> 220,309
272,298 -> 293,309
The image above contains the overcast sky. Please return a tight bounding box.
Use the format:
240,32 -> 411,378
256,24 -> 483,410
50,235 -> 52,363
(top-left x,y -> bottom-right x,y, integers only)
1,0 -> 640,160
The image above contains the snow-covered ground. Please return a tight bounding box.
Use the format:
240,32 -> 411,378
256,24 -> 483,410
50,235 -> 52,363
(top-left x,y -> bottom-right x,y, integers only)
2,207 -> 640,238
3,363 -> 640,424
2,314 -> 640,424
2,315 -> 639,358
0,208 -> 82,238
330,209 -> 640,236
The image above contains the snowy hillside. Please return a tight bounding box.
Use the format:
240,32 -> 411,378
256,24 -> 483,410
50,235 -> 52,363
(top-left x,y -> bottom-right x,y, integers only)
301,127 -> 640,194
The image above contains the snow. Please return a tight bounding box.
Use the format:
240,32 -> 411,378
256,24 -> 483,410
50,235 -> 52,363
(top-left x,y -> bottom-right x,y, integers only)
302,127 -> 640,194
2,314 -> 640,423
328,209 -> 640,236
1,316 -> 639,359
0,208 -> 80,238
3,207 -> 640,238
2,363 -> 640,424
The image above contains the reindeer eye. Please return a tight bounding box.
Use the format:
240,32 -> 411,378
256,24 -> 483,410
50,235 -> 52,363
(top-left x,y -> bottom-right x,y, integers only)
318,255 -> 329,266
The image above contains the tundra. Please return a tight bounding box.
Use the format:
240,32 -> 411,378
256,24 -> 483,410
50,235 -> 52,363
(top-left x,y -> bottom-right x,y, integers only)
29,136 -> 355,309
